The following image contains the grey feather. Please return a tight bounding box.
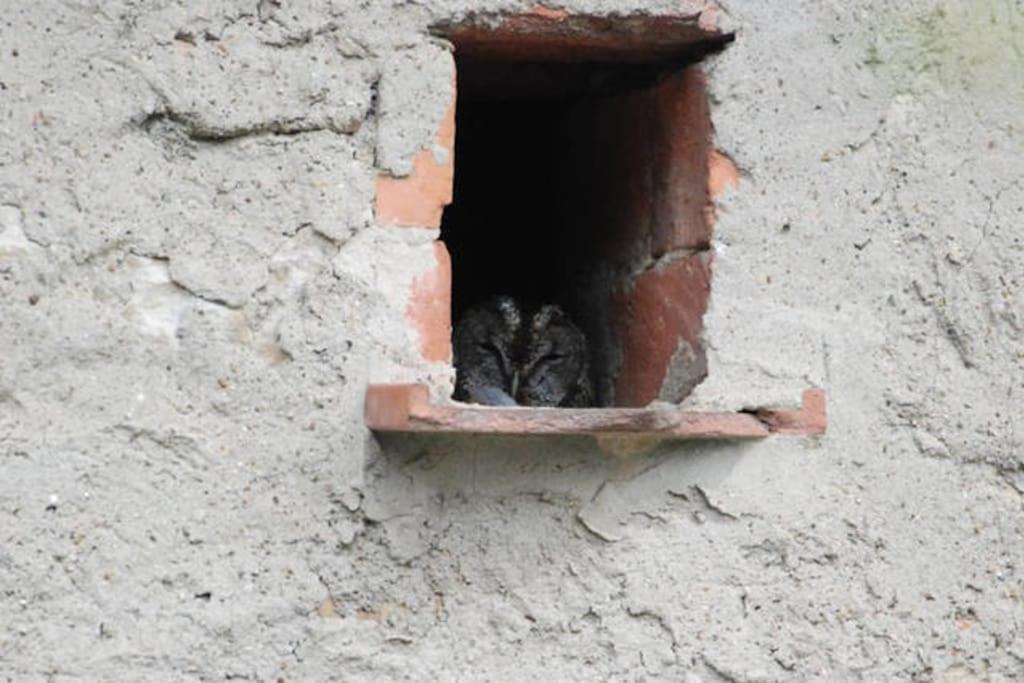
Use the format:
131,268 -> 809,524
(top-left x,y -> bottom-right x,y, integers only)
467,384 -> 518,406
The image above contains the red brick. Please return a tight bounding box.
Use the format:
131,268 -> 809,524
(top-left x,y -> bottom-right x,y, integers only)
375,83 -> 456,229
613,252 -> 713,407
365,383 -> 768,439
437,10 -> 721,63
365,384 -> 432,431
708,149 -> 739,199
706,148 -> 739,229
406,241 -> 452,362
650,68 -> 713,255
758,389 -> 828,436
365,383 -> 825,439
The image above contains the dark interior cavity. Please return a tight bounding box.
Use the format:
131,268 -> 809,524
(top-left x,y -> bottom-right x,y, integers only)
441,40 -> 725,406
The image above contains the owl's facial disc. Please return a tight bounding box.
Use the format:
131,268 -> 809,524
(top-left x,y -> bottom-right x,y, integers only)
453,296 -> 591,408
514,308 -> 586,406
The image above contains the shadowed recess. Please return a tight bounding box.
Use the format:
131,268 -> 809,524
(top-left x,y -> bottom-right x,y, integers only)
440,16 -> 729,406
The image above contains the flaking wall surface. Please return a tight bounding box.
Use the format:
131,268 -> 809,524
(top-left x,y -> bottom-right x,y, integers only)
1,1 -> 1022,680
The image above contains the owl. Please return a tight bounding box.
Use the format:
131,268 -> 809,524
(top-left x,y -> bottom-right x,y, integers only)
453,296 -> 594,408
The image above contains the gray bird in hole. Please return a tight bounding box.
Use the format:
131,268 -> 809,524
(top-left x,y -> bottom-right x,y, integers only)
453,296 -> 594,407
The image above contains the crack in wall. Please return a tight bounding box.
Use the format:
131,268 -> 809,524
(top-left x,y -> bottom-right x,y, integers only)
137,104 -> 363,143
127,249 -> 239,310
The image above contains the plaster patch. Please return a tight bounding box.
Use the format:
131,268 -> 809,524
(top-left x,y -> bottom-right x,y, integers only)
376,44 -> 456,177
124,254 -> 194,340
0,205 -> 37,255
138,34 -> 375,139
375,70 -> 456,228
168,231 -> 269,309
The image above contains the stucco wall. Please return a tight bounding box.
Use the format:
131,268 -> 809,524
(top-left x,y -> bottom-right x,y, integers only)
1,1 -> 1022,680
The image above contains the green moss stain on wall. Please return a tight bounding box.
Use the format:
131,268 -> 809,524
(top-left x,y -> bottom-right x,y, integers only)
870,1 -> 1023,101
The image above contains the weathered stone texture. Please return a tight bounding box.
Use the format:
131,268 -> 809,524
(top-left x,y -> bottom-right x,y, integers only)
1,1 -> 1022,681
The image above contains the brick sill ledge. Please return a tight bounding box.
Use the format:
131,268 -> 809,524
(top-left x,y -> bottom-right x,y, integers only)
365,384 -> 826,441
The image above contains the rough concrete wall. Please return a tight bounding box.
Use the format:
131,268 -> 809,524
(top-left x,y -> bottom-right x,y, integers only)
1,1 -> 1022,681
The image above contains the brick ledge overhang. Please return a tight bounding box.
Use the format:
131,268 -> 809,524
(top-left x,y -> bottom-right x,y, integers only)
365,384 -> 826,441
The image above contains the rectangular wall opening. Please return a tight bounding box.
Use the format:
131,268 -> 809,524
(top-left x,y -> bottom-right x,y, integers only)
439,15 -> 731,408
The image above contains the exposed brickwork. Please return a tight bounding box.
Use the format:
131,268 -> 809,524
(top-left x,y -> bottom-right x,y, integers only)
697,2 -> 721,31
375,84 -> 456,229
365,383 -> 826,439
613,252 -> 713,407
708,149 -> 740,198
406,241 -> 453,363
365,383 -> 770,439
757,388 -> 828,436
384,10 -> 753,416
704,148 -> 740,229
436,8 -> 722,63
365,384 -> 433,432
651,68 -> 713,254
555,65 -> 712,260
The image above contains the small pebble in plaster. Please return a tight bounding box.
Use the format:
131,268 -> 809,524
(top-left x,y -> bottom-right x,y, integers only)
123,255 -> 193,341
316,598 -> 341,619
0,205 -> 38,254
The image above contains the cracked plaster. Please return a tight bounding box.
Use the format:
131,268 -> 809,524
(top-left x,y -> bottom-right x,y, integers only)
1,0 -> 1022,680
